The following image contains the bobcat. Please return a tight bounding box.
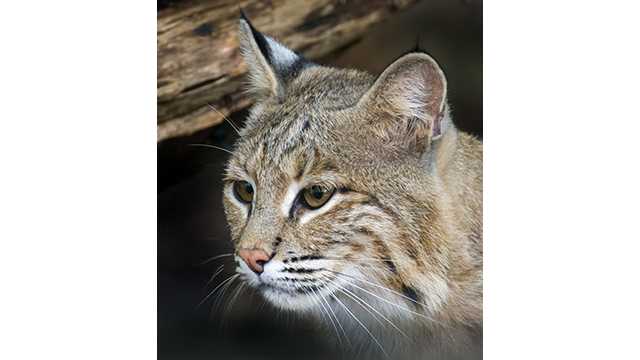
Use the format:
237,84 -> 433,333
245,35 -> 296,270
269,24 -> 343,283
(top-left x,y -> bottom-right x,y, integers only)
221,15 -> 482,359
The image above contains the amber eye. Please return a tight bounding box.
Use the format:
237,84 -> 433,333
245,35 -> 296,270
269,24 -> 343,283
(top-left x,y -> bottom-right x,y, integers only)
301,185 -> 334,209
233,181 -> 254,203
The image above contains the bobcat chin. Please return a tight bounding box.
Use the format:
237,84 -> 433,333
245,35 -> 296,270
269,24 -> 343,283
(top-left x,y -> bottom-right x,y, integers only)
221,14 -> 482,359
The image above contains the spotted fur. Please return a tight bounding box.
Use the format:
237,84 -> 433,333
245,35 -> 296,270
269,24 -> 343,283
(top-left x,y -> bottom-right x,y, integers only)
222,16 -> 482,358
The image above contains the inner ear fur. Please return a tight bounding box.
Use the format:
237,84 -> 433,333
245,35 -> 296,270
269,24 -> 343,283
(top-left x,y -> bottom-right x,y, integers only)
358,52 -> 448,151
237,13 -> 307,101
238,18 -> 282,99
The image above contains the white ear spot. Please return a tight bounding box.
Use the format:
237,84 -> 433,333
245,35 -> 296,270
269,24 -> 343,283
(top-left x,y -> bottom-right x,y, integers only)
265,36 -> 299,72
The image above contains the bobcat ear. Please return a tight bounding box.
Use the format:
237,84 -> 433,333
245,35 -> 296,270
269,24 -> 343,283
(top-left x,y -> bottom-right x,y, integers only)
358,52 -> 449,150
238,12 -> 305,100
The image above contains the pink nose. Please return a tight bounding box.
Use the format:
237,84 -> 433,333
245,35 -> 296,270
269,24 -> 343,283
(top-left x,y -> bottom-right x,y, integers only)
238,249 -> 270,274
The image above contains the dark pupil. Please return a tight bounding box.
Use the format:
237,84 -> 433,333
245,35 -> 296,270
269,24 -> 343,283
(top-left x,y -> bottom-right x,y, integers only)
243,182 -> 253,194
311,186 -> 323,199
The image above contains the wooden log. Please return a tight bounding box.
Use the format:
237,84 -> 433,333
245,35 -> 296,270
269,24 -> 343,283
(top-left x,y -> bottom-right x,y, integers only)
157,0 -> 419,142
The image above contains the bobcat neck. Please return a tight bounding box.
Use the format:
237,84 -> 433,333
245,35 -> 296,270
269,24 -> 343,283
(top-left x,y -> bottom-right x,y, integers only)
435,124 -> 483,237
429,125 -> 483,327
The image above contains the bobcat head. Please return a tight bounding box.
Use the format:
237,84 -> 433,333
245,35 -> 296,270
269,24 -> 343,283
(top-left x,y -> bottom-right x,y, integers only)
222,15 -> 482,336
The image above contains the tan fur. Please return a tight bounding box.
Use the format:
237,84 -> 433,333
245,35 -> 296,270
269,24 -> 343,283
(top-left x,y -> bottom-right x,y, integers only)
222,18 -> 482,359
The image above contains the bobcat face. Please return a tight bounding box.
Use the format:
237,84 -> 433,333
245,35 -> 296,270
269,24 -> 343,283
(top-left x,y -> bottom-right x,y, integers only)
223,15 -> 457,320
223,106 -> 408,310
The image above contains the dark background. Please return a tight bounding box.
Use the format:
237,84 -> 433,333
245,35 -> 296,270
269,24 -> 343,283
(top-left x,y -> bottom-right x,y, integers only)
158,1 -> 482,358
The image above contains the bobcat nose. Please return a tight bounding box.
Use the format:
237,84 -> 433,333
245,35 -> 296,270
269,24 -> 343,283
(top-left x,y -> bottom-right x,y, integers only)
238,249 -> 270,274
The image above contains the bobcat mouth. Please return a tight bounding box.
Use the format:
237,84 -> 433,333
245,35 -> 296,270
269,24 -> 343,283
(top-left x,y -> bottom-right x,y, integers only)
260,270 -> 339,310
257,275 -> 336,311
235,255 -> 345,310
258,280 -> 327,296
256,266 -> 331,295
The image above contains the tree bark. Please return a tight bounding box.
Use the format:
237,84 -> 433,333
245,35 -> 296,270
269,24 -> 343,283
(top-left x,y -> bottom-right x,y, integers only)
157,0 -> 418,142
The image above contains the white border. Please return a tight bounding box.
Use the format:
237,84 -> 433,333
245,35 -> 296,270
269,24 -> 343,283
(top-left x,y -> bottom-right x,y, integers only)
0,0 -> 640,358
0,1 -> 156,359
485,1 -> 640,358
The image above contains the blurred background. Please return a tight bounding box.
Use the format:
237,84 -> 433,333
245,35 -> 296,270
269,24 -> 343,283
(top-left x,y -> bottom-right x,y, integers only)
158,0 -> 482,358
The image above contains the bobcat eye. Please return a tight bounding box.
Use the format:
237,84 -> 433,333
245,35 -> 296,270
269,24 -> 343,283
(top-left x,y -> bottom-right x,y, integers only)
233,181 -> 254,203
301,185 -> 334,209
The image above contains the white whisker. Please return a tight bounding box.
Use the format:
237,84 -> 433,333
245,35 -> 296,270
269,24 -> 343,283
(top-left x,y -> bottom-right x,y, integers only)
207,103 -> 240,135
331,293 -> 390,359
321,257 -> 395,262
326,268 -> 432,309
338,286 -> 409,339
188,143 -> 233,155
309,286 -> 342,346
197,274 -> 238,308
205,265 -> 225,287
319,288 -> 351,348
199,253 -> 234,265
221,281 -> 247,326
330,271 -> 442,326
212,275 -> 239,314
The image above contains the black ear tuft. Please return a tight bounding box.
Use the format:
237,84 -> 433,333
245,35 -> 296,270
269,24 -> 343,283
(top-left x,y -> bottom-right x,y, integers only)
412,34 -> 422,53
239,10 -> 272,66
